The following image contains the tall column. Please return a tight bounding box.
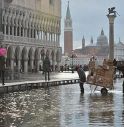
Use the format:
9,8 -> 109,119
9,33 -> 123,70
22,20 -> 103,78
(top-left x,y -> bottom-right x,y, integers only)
107,12 -> 116,60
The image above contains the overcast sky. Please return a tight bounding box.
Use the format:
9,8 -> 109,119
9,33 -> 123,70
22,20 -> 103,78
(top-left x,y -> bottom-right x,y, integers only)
60,0 -> 124,50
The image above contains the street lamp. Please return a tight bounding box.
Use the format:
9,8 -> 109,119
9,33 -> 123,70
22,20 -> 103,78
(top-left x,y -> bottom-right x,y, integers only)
72,50 -> 74,73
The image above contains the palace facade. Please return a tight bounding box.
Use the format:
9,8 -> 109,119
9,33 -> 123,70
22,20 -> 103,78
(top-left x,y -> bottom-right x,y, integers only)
0,0 -> 62,73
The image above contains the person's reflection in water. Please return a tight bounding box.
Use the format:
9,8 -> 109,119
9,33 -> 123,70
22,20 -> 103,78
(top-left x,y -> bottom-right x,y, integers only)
0,95 -> 6,126
43,87 -> 51,110
88,93 -> 114,126
79,93 -> 89,126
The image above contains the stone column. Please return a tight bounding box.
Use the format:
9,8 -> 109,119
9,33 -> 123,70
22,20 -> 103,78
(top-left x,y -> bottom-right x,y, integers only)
37,30 -> 39,40
24,60 -> 28,73
17,59 -> 21,72
57,62 -> 60,72
28,28 -> 31,38
10,59 -> 14,71
4,24 -> 6,34
36,59 -> 40,72
8,25 -> 10,35
19,26 -> 21,36
15,26 -> 17,36
25,28 -> 27,37
107,14 -> 116,60
10,59 -> 14,80
22,27 -> 25,37
30,59 -> 34,72
12,26 -> 14,35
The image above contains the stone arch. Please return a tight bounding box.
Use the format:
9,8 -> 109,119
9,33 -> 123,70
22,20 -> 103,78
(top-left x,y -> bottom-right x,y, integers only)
34,48 -> 40,71
6,46 -> 14,67
15,46 -> 21,66
22,46 -> 28,60
21,46 -> 28,72
28,47 -> 34,71
29,47 -> 34,60
56,48 -> 61,63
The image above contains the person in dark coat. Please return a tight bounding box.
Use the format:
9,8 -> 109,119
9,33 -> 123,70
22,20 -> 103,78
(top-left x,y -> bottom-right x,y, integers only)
76,65 -> 86,93
0,56 -> 5,85
43,56 -> 51,81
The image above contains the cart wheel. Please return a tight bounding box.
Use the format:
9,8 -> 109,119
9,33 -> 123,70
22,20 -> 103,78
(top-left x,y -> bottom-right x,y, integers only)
101,87 -> 108,95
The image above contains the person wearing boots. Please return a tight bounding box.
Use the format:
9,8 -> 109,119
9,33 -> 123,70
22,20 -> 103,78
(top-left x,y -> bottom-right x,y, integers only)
76,65 -> 86,93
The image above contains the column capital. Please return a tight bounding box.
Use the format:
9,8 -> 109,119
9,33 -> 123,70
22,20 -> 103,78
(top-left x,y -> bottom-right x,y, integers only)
107,14 -> 116,24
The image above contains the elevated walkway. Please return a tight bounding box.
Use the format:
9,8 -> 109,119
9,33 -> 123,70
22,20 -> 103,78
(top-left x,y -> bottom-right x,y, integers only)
0,71 -> 79,94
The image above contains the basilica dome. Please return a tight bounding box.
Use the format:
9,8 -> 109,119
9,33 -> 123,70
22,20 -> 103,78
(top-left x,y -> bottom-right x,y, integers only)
97,29 -> 108,46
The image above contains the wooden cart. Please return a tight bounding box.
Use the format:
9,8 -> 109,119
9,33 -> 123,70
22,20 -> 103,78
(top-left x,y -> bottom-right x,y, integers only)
87,59 -> 115,95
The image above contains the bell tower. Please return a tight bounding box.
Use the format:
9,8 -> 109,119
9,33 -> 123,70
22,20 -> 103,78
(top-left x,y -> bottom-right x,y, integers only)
64,1 -> 73,56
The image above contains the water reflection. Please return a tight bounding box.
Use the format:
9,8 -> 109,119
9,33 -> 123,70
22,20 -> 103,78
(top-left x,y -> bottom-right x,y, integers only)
88,93 -> 114,126
0,83 -> 124,127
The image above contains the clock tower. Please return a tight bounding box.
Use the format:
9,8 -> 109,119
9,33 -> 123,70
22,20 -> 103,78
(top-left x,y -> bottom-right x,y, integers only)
64,1 -> 73,56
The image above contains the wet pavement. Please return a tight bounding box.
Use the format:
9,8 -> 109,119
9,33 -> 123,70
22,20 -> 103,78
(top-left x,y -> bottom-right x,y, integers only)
0,72 -> 124,127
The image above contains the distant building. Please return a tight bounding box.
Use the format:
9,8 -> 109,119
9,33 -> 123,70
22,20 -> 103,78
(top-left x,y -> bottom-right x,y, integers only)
74,29 -> 109,64
114,39 -> 124,60
64,1 -> 73,56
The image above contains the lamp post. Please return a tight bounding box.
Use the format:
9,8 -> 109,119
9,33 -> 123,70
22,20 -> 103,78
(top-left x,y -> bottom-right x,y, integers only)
65,57 -> 69,71
72,50 -> 74,73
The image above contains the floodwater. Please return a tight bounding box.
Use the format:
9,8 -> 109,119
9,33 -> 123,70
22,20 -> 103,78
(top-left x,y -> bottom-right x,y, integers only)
0,78 -> 124,127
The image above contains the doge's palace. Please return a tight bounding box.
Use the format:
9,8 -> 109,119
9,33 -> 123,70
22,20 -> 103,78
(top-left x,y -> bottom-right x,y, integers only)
0,0 -> 62,73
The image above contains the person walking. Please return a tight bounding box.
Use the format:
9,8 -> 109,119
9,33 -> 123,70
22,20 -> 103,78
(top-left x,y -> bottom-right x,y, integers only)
43,56 -> 51,81
0,56 -> 5,85
76,65 -> 86,93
